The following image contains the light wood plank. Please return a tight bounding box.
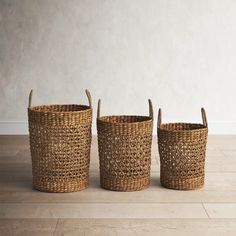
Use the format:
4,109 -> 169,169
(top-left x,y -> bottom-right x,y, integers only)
54,219 -> 236,236
0,203 -> 207,219
1,172 -> 236,203
204,204 -> 236,218
0,219 -> 57,236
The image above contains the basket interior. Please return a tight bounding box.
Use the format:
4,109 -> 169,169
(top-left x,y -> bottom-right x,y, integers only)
30,104 -> 90,113
159,123 -> 206,131
98,115 -> 152,124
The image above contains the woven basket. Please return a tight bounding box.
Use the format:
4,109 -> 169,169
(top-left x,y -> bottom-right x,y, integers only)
97,99 -> 153,191
157,108 -> 208,190
28,90 -> 92,193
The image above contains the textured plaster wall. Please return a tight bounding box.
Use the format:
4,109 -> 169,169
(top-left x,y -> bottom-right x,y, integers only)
0,0 -> 236,133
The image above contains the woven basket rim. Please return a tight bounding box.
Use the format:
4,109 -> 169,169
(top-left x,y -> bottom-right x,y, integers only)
158,122 -> 207,132
97,115 -> 153,124
28,104 -> 91,114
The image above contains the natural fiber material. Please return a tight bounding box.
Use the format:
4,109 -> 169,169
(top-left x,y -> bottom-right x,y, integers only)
28,90 -> 92,193
157,108 -> 208,190
97,99 -> 153,191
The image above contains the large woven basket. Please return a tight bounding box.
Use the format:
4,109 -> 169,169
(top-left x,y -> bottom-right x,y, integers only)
97,99 -> 153,191
157,108 -> 208,190
28,90 -> 92,193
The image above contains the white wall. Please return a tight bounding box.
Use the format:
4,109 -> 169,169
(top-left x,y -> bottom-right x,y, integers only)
0,0 -> 236,134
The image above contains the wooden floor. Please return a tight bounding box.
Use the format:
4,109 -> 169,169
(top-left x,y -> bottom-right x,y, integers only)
0,135 -> 236,235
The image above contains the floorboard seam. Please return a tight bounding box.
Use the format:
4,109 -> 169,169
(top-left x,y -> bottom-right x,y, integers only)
53,218 -> 59,236
202,203 -> 211,219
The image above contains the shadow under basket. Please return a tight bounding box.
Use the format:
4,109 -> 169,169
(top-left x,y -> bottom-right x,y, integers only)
96,99 -> 154,191
157,108 -> 208,190
28,90 -> 92,193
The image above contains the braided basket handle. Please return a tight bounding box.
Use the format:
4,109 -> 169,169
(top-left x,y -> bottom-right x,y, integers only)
28,89 -> 33,108
157,108 -> 162,128
201,107 -> 208,128
85,89 -> 92,108
148,99 -> 153,118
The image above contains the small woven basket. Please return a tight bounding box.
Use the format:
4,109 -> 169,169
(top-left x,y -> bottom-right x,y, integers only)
157,108 -> 208,190
97,99 -> 153,191
28,90 -> 92,193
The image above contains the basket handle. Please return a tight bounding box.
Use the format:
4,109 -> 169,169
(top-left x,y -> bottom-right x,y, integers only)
85,89 -> 92,108
201,107 -> 208,128
97,99 -> 154,119
157,108 -> 208,128
157,108 -> 162,128
28,89 -> 33,108
28,89 -> 92,108
97,99 -> 101,118
148,99 -> 153,118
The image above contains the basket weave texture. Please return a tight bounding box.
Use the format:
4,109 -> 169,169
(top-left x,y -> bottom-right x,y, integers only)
157,108 -> 208,190
97,99 -> 153,191
28,90 -> 92,193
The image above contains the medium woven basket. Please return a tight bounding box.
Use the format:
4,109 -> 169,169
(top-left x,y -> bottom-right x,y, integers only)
97,99 -> 153,191
157,108 -> 208,190
28,90 -> 92,193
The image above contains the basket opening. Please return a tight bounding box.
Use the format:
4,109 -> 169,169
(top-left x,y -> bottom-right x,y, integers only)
159,123 -> 206,131
98,115 -> 152,124
30,104 -> 90,113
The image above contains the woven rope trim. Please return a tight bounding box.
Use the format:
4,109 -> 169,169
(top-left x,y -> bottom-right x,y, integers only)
28,105 -> 92,125
160,175 -> 204,190
33,178 -> 89,193
100,175 -> 150,191
97,115 -> 153,135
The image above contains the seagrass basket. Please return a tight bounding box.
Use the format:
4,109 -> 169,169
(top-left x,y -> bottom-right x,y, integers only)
97,99 -> 153,191
157,108 -> 208,190
28,89 -> 92,193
